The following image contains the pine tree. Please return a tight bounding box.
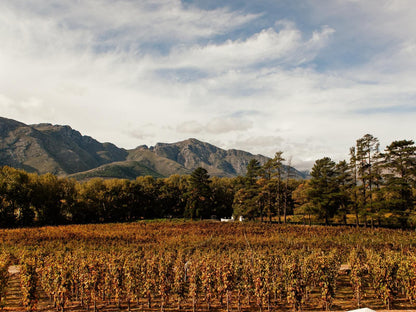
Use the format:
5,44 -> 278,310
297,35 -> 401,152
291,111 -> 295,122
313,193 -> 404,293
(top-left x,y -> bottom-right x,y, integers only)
308,157 -> 340,225
185,167 -> 212,219
354,134 -> 381,227
335,160 -> 354,225
381,140 -> 416,226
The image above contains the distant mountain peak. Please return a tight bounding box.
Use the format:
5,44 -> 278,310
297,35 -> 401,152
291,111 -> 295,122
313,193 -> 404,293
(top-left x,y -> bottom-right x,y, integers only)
0,117 -> 26,134
0,117 -> 308,180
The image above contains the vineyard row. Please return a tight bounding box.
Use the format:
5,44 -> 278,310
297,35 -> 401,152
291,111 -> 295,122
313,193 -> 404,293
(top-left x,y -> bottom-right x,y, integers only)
1,247 -> 416,311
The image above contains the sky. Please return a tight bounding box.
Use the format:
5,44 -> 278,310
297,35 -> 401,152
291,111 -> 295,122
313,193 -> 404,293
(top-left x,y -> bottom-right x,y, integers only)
0,0 -> 415,171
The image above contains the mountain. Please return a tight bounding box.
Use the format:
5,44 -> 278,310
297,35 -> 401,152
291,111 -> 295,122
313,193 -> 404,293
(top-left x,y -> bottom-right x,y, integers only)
146,138 -> 271,177
0,117 -> 308,180
0,117 -> 127,175
127,147 -> 191,177
68,161 -> 164,180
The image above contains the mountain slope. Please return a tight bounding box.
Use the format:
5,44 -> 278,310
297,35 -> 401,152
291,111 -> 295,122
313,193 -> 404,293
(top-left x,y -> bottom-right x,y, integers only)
0,117 -> 66,174
0,117 -> 127,175
68,161 -> 164,180
31,123 -> 128,173
148,138 -> 304,178
127,147 -> 191,177
0,117 -> 308,179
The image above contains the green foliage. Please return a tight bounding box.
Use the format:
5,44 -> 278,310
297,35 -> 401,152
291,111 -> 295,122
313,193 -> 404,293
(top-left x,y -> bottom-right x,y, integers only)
1,133 -> 416,228
69,161 -> 164,180
381,140 -> 416,226
308,157 -> 340,224
354,134 -> 382,226
233,153 -> 296,222
185,168 -> 212,219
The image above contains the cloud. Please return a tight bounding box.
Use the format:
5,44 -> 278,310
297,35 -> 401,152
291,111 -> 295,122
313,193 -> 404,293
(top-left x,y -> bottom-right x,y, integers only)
1,0 -> 260,53
177,117 -> 252,134
0,0 -> 415,171
154,22 -> 335,74
207,118 -> 253,133
126,124 -> 158,141
176,121 -> 203,134
234,136 -> 285,151
0,94 -> 56,123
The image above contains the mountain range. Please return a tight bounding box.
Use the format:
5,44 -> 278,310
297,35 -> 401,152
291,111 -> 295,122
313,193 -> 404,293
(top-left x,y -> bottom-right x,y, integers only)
0,117 -> 308,180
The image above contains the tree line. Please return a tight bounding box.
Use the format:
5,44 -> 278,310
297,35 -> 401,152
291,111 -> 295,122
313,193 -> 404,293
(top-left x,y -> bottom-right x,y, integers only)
295,134 -> 416,227
0,166 -> 237,227
0,134 -> 415,228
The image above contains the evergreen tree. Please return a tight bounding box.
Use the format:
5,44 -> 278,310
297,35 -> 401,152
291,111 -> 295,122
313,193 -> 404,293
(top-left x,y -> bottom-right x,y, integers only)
308,157 -> 340,225
185,167 -> 212,219
245,159 -> 261,186
210,177 -> 235,218
354,134 -> 381,226
381,140 -> 416,226
233,159 -> 262,220
349,147 -> 361,226
259,152 -> 285,222
335,160 -> 353,225
293,181 -> 314,225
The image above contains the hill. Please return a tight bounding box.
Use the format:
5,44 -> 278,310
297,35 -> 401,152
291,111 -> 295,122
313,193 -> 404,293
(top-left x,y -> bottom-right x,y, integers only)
147,138 -> 271,177
0,117 -> 126,175
0,117 -> 308,179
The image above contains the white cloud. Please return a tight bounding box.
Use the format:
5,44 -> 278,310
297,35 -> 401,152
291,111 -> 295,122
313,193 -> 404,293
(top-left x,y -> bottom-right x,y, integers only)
234,136 -> 285,150
0,0 -> 415,171
1,0 -> 259,51
154,22 -> 335,74
176,121 -> 203,134
207,117 -> 253,133
177,118 -> 252,134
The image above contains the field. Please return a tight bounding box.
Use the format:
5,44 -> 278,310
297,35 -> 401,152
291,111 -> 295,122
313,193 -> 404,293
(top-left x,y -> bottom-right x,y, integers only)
1,221 -> 416,311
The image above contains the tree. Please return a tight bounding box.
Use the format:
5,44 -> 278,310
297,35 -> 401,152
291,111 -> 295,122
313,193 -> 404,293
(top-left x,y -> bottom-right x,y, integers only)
30,173 -> 73,225
355,134 -> 382,226
381,140 -> 416,226
293,181 -> 314,225
210,177 -> 235,218
76,178 -> 107,223
159,175 -> 188,218
0,167 -> 18,227
185,167 -> 212,219
260,152 -> 285,222
233,188 -> 260,220
136,176 -> 162,218
308,158 -> 340,225
246,159 -> 261,187
233,160 -> 262,220
349,147 -> 361,226
335,160 -> 353,225
0,166 -> 34,227
283,156 -> 294,223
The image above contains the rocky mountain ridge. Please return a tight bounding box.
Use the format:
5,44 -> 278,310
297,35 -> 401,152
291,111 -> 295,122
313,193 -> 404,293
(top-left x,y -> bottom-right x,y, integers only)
0,117 -> 308,180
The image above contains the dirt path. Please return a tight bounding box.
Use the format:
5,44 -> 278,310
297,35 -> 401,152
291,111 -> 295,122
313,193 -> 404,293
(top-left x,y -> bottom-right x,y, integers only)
4,266 -> 24,311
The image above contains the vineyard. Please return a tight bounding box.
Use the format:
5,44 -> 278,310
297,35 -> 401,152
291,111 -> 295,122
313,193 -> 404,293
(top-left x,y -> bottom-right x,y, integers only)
1,221 -> 416,311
